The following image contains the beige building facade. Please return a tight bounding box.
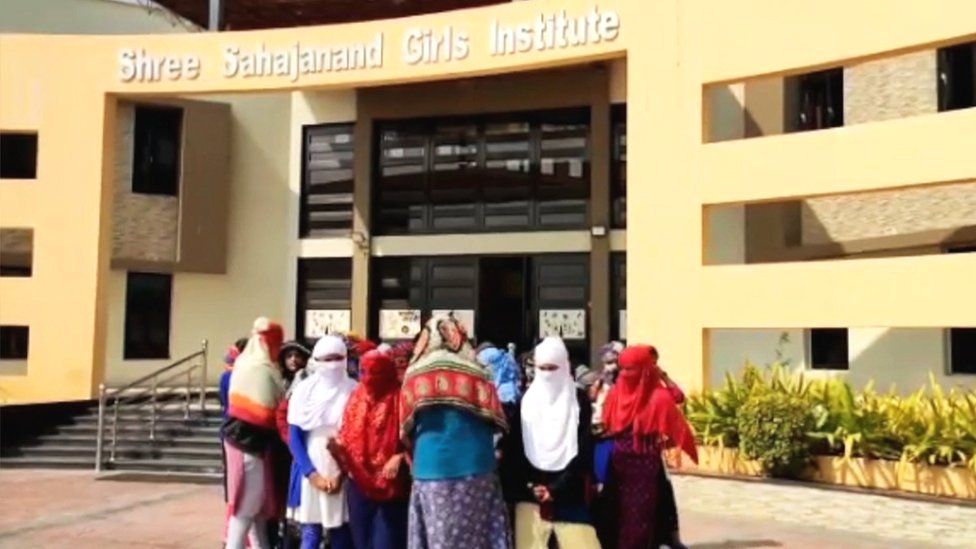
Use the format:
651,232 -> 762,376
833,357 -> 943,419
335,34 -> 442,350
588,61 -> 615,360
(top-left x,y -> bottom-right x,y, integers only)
1,0 -> 974,405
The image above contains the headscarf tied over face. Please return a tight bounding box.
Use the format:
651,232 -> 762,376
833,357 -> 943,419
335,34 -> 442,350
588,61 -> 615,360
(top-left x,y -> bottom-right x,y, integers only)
227,317 -> 286,429
335,351 -> 407,501
390,341 -> 414,382
400,315 -> 508,440
287,335 -> 357,432
521,337 -> 580,471
477,347 -> 522,405
602,345 -> 698,463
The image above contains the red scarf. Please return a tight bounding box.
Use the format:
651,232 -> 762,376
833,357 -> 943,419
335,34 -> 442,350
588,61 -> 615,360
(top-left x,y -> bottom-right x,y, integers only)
335,351 -> 407,501
603,345 -> 698,463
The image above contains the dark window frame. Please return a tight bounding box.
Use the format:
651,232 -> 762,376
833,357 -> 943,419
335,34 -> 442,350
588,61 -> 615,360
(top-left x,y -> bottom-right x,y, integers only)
372,107 -> 591,236
123,271 -> 173,360
295,258 -> 353,346
132,105 -> 183,197
0,325 -> 29,360
611,104 -> 627,229
787,68 -> 844,133
809,328 -> 849,370
0,227 -> 33,278
610,252 -> 627,341
0,132 -> 38,179
938,41 -> 976,112
948,328 -> 976,375
300,123 -> 355,238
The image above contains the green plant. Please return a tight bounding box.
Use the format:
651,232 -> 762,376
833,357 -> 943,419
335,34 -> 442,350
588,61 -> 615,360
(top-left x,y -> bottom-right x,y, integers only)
737,389 -> 814,478
691,363 -> 976,474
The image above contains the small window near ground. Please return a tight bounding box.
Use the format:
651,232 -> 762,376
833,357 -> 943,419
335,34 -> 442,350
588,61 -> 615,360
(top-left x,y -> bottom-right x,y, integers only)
0,325 -> 29,360
0,228 -> 33,277
810,328 -> 849,370
132,106 -> 183,196
0,133 -> 38,179
938,42 -> 976,112
949,328 -> 976,375
124,272 -> 172,360
787,68 -> 844,132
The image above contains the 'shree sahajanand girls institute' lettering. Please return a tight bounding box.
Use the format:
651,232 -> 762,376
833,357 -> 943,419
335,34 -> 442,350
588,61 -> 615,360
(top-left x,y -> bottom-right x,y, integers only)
117,6 -> 620,83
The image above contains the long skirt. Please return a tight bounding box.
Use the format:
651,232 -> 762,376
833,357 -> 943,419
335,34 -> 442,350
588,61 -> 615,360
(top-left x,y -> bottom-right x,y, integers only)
408,473 -> 513,549
596,437 -> 663,549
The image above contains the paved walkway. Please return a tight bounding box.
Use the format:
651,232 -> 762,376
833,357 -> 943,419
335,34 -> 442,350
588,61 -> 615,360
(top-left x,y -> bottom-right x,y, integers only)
1,469 -> 974,548
672,474 -> 976,548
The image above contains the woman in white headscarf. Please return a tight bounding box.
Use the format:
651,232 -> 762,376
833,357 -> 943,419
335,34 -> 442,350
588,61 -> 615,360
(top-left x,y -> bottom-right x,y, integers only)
286,335 -> 358,549
501,337 -> 600,549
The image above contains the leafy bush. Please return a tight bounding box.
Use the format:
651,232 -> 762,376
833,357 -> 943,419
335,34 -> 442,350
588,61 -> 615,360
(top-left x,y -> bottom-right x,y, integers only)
737,389 -> 813,477
686,366 -> 976,474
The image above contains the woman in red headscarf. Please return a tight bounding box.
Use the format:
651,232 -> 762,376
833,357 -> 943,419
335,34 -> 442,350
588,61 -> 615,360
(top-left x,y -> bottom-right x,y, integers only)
331,350 -> 409,549
595,345 -> 697,549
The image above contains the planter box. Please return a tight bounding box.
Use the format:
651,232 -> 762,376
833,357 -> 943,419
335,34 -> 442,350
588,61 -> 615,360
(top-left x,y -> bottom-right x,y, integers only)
681,446 -> 976,500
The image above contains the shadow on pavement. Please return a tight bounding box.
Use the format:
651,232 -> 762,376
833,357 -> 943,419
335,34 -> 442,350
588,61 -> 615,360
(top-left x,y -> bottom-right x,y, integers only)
689,541 -> 783,549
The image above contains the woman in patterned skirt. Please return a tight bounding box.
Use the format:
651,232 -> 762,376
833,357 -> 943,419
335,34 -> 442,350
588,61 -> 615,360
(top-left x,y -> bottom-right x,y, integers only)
596,345 -> 698,549
399,314 -> 513,549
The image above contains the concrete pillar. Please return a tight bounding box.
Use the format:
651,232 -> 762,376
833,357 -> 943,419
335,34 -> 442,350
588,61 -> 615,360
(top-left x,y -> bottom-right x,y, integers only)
589,68 -> 611,365
351,113 -> 372,335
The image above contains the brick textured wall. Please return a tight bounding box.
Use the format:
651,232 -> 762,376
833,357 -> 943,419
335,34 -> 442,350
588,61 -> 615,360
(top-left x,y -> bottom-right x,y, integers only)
112,103 -> 179,264
801,51 -> 975,247
802,181 -> 976,245
843,50 -> 937,125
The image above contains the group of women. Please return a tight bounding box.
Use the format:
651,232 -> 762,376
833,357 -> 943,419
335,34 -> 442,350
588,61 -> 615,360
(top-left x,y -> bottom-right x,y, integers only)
219,314 -> 698,549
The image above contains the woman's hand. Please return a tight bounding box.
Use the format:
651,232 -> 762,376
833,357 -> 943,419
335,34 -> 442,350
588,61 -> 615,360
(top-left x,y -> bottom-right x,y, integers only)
531,485 -> 553,503
381,453 -> 404,479
310,472 -> 330,492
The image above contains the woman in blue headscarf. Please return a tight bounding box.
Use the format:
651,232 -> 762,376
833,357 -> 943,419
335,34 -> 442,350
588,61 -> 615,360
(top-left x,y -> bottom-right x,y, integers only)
478,345 -> 524,510
478,346 -> 523,410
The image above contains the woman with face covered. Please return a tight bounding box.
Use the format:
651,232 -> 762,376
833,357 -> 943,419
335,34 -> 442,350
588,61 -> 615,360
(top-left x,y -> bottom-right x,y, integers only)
595,345 -> 698,549
286,335 -> 358,549
502,337 -> 599,549
222,318 -> 287,549
332,350 -> 410,549
400,314 -> 512,549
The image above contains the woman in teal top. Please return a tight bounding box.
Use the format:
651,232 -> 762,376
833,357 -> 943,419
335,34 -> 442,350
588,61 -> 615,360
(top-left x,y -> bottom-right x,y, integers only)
412,406 -> 496,480
400,315 -> 513,549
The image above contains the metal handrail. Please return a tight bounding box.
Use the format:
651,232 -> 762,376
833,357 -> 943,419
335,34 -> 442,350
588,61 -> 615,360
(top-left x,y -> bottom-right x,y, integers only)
95,340 -> 209,472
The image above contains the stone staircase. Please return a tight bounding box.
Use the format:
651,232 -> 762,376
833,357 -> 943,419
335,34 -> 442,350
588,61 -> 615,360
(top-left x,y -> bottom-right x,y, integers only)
1,389 -> 225,481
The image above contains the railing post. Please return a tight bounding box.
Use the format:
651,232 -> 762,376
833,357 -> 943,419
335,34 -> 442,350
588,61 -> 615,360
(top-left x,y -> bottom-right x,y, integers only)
184,369 -> 191,420
95,384 -> 106,472
110,399 -> 119,462
199,339 -> 209,413
150,376 -> 158,441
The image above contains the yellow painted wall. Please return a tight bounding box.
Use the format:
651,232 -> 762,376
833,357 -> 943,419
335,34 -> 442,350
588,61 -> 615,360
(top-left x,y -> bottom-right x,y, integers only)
708,328 -> 974,394
3,0 -> 976,402
0,0 -> 193,34
102,93 -> 293,386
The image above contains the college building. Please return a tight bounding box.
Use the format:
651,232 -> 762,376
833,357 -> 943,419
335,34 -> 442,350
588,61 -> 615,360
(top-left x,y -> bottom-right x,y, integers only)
1,0 -> 975,408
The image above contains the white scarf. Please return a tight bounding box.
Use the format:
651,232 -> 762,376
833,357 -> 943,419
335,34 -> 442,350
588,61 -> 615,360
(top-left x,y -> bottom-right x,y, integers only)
521,337 -> 579,472
287,335 -> 357,432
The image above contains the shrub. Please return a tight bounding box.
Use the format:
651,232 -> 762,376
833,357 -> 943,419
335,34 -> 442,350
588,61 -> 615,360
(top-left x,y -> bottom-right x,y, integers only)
737,389 -> 814,478
688,365 -> 976,474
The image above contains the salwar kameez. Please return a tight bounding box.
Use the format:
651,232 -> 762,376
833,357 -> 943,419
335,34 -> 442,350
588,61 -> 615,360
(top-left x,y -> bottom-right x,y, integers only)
347,480 -> 409,549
